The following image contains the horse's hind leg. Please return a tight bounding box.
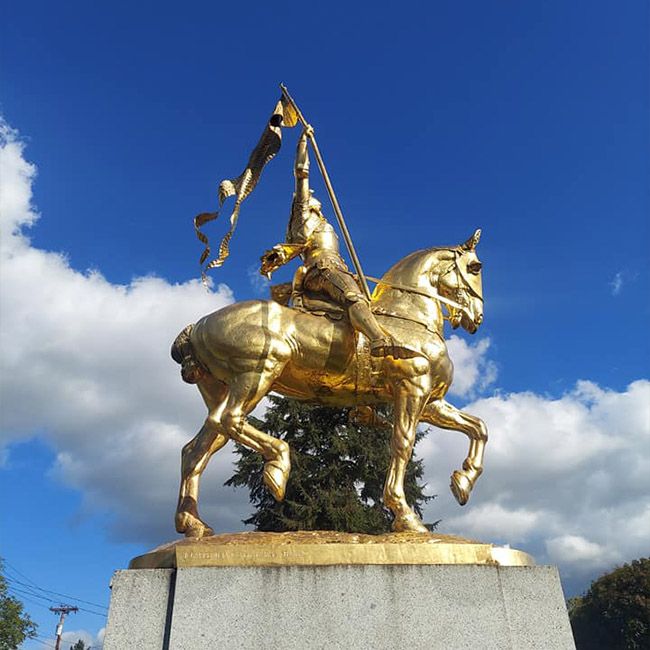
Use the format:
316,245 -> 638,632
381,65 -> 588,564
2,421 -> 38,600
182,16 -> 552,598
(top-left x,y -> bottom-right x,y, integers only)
421,399 -> 488,506
176,379 -> 229,538
221,370 -> 291,501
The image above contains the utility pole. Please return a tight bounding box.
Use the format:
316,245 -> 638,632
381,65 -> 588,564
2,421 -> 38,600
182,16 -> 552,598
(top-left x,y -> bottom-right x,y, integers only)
49,604 -> 78,650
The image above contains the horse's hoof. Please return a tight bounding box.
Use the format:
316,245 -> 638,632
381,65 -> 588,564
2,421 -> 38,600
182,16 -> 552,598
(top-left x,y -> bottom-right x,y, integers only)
392,511 -> 429,533
450,471 -> 471,506
175,512 -> 214,539
263,459 -> 290,501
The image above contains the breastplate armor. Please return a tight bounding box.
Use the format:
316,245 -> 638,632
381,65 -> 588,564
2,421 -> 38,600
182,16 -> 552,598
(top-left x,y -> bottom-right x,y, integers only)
287,203 -> 342,264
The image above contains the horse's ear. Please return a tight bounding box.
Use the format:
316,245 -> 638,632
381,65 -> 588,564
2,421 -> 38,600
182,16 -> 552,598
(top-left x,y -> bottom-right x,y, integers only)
462,229 -> 481,250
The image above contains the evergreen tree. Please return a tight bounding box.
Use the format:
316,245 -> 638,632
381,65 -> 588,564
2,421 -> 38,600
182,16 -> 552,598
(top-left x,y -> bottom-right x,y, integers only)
70,640 -> 88,650
226,396 -> 435,533
569,557 -> 650,650
0,560 -> 37,650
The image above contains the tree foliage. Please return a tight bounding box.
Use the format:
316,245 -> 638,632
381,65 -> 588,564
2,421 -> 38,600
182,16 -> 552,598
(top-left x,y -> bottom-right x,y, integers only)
569,557 -> 650,650
70,640 -> 89,650
226,396 -> 435,533
0,560 -> 37,650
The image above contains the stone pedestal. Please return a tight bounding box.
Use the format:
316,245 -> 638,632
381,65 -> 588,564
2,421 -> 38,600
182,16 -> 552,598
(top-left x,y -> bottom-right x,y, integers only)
104,564 -> 575,649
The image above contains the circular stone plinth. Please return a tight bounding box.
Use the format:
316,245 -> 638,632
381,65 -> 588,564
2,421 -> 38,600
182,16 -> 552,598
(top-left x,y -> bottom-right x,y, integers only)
129,531 -> 534,569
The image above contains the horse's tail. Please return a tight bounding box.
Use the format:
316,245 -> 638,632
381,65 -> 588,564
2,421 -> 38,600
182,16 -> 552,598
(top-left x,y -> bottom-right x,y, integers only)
171,324 -> 209,384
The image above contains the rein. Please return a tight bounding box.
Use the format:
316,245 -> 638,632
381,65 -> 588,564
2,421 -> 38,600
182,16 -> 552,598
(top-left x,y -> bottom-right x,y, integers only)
365,275 -> 467,313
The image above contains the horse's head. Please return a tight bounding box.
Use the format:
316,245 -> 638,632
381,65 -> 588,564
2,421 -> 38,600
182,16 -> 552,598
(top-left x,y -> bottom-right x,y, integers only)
373,229 -> 485,336
433,229 -> 484,334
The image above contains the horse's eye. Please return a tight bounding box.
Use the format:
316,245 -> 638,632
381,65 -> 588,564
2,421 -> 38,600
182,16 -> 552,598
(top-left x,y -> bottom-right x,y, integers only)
468,261 -> 482,274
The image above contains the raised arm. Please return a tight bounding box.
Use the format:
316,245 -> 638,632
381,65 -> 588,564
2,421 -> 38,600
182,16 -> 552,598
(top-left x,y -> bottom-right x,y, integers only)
294,128 -> 311,207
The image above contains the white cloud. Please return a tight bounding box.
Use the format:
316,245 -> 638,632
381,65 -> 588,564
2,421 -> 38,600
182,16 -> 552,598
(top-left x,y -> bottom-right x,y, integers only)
420,379 -> 650,593
446,336 -> 497,397
610,271 -> 624,295
247,263 -> 270,295
0,120 -> 243,543
58,627 -> 104,649
608,268 -> 639,296
445,503 -> 545,542
545,535 -> 619,569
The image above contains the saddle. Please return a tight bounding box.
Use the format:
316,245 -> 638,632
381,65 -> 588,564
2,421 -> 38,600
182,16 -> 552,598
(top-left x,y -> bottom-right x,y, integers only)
270,271 -> 422,360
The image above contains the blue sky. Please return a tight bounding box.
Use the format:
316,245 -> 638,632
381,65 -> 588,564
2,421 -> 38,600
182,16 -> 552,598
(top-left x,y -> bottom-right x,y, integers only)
1,1 -> 648,646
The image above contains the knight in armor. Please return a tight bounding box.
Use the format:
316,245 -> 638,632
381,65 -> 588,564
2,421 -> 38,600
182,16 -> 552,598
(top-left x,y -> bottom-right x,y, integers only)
261,127 -> 409,358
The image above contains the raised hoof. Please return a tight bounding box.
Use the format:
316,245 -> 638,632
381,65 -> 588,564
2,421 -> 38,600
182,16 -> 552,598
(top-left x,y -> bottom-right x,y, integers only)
392,511 -> 429,533
263,459 -> 290,501
450,470 -> 472,506
175,511 -> 214,539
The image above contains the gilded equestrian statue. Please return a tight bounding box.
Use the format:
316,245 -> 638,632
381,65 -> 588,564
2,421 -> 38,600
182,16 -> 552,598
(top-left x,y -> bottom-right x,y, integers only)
172,225 -> 486,538
174,91 -> 488,538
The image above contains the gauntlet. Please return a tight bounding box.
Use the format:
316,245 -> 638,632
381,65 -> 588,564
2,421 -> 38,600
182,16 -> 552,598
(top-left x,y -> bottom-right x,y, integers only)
260,243 -> 305,278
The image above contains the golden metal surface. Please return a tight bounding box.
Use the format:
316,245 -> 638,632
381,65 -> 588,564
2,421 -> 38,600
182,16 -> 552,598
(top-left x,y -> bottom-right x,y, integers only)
129,531 -> 534,569
174,90 -> 488,542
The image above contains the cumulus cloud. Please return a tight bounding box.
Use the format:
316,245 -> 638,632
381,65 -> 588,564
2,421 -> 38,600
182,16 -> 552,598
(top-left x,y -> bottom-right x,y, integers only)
420,379 -> 650,594
446,336 -> 497,397
57,627 -> 104,649
0,121 -> 243,543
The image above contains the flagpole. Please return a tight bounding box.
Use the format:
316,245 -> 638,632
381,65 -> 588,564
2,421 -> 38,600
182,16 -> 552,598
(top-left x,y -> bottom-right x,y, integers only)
279,84 -> 373,302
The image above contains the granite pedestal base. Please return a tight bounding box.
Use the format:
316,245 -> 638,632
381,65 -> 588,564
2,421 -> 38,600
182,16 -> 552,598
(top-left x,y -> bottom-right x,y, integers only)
103,564 -> 575,649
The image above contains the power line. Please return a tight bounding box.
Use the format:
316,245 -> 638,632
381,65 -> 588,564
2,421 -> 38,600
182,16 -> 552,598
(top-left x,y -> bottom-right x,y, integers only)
8,582 -> 107,618
7,589 -> 53,612
3,559 -> 42,589
8,585 -> 57,604
3,562 -> 108,611
34,634 -> 57,649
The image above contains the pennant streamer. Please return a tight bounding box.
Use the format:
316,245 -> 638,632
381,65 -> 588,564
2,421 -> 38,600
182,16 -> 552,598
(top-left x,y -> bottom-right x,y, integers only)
195,97 -> 298,284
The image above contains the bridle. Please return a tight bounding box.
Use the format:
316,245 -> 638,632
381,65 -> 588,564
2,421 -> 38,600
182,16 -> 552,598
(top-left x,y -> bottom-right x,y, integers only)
367,249 -> 482,323
366,275 -> 467,314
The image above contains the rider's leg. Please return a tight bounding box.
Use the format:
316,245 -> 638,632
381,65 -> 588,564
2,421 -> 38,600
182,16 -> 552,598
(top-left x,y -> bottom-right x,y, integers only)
348,300 -> 392,352
303,265 -> 416,358
348,300 -> 420,359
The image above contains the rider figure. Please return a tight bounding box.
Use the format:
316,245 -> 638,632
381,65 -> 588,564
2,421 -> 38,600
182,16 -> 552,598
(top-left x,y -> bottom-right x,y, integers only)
262,127 -> 408,358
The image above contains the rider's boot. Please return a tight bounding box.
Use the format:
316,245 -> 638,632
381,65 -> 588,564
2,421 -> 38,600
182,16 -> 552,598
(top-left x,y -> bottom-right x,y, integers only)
348,301 -> 417,359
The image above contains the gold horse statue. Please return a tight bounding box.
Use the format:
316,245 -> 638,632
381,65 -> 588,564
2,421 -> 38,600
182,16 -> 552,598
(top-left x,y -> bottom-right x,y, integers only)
172,229 -> 487,537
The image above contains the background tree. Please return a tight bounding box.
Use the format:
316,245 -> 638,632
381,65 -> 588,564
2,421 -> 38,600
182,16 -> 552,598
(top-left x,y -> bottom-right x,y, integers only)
70,639 -> 88,650
226,396 -> 435,533
0,560 -> 37,650
569,557 -> 650,650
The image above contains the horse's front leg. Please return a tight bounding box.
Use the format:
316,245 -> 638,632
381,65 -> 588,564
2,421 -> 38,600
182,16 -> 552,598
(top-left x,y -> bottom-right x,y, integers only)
421,399 -> 488,506
384,377 -> 430,533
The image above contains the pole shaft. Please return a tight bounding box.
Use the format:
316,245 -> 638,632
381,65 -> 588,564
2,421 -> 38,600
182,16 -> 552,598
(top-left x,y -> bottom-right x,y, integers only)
54,612 -> 64,650
280,84 -> 373,301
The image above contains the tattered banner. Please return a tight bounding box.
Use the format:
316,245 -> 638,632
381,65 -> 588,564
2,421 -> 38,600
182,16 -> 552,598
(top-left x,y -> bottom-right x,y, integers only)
195,97 -> 298,283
